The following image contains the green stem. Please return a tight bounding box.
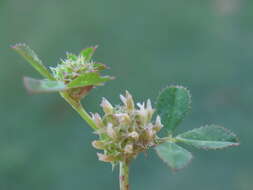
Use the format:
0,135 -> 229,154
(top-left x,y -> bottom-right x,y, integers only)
119,160 -> 130,190
60,92 -> 98,130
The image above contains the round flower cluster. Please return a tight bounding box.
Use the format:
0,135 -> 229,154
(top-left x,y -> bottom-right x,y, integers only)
91,91 -> 163,163
50,50 -> 107,99
50,53 -> 105,83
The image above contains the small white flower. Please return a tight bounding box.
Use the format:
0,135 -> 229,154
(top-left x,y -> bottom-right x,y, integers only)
137,102 -> 145,110
146,99 -> 152,110
115,113 -> 131,125
92,113 -> 104,128
92,140 -> 105,149
125,91 -> 134,111
145,123 -> 156,140
97,153 -> 116,162
124,144 -> 133,154
136,102 -> 149,124
106,123 -> 116,138
153,115 -> 163,131
146,99 -> 155,121
156,115 -> 162,125
120,94 -> 127,105
128,131 -> 139,140
101,97 -> 114,114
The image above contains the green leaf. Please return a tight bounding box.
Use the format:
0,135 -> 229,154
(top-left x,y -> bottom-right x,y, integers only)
24,72 -> 113,93
176,125 -> 239,150
155,142 -> 193,171
80,46 -> 97,61
156,86 -> 191,132
67,73 -> 113,88
12,44 -> 54,80
93,63 -> 108,71
24,77 -> 66,93
66,53 -> 77,61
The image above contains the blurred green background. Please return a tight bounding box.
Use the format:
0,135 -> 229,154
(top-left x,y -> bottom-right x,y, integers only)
1,0 -> 252,189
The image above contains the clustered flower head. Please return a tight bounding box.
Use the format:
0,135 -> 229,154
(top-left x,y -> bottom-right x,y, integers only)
91,91 -> 163,164
50,47 -> 110,99
50,52 -> 106,82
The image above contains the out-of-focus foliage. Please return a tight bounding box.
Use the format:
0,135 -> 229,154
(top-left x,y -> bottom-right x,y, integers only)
1,0 -> 252,189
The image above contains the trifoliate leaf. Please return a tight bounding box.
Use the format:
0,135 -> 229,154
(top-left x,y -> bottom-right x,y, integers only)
156,86 -> 191,133
155,142 -> 193,171
12,44 -> 54,80
176,125 -> 239,150
67,73 -> 114,88
24,77 -> 66,93
80,46 -> 97,61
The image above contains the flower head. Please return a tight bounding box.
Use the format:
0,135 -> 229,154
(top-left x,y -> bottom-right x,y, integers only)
50,47 -> 113,100
91,91 -> 163,164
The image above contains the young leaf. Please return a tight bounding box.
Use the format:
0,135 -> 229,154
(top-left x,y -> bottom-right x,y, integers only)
67,73 -> 113,88
12,44 -> 54,80
156,86 -> 191,132
80,46 -> 97,61
24,77 -> 66,93
155,142 -> 193,171
176,125 -> 239,150
93,63 -> 108,71
66,53 -> 77,61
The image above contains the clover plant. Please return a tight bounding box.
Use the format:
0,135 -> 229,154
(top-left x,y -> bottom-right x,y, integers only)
13,44 -> 239,190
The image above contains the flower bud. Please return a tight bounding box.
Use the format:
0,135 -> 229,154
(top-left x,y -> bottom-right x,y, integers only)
124,144 -> 133,154
92,140 -> 105,150
128,131 -> 139,140
106,123 -> 117,139
101,97 -> 114,114
125,91 -> 134,111
92,113 -> 104,128
105,114 -> 119,126
115,113 -> 131,125
146,99 -> 154,121
136,102 -> 148,125
97,153 -> 117,162
153,115 -> 163,131
120,94 -> 127,105
145,124 -> 156,140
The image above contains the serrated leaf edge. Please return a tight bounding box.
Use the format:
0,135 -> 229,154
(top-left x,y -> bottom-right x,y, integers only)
154,143 -> 193,171
12,43 -> 55,80
156,85 -> 192,134
176,125 -> 240,150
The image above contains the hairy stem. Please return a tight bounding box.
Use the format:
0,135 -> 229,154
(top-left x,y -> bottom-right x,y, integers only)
60,92 -> 98,130
119,160 -> 130,190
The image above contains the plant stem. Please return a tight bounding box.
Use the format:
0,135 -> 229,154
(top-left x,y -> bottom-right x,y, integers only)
119,160 -> 129,190
60,92 -> 98,130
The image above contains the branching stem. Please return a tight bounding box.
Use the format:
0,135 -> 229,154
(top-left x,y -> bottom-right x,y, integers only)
60,91 -> 98,130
